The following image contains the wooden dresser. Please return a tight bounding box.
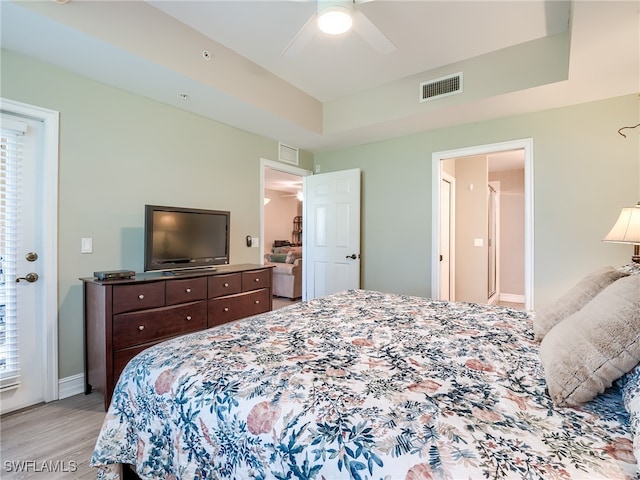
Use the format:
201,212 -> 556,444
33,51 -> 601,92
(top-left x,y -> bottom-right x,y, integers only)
81,264 -> 273,410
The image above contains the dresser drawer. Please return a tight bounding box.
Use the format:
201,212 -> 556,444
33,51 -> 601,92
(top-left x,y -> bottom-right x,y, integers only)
208,288 -> 270,327
241,269 -> 270,292
166,277 -> 207,305
113,301 -> 207,350
112,282 -> 165,315
208,273 -> 242,298
83,264 -> 273,411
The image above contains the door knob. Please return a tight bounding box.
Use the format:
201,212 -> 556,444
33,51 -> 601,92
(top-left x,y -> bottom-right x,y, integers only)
346,254 -> 358,260
16,272 -> 38,283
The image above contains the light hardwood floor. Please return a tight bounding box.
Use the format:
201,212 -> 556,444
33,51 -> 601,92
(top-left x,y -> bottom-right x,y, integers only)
272,296 -> 301,310
1,392 -> 106,479
0,298 -> 299,480
497,301 -> 525,309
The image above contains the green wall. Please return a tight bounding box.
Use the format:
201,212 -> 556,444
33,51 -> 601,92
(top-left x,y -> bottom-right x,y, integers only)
2,48 -> 639,382
316,94 -> 639,305
1,50 -> 312,379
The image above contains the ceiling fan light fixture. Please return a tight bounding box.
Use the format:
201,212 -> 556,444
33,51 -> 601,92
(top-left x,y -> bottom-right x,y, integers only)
317,6 -> 352,35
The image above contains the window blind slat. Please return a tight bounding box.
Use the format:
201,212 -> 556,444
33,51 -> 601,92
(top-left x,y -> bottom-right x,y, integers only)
0,126 -> 21,387
0,118 -> 27,135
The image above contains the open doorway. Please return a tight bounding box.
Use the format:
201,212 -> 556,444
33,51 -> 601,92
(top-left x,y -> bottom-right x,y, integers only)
259,159 -> 312,308
431,139 -> 534,310
264,169 -> 303,249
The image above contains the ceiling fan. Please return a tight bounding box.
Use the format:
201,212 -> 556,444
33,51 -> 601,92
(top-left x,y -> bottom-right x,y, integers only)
282,191 -> 305,201
282,0 -> 396,56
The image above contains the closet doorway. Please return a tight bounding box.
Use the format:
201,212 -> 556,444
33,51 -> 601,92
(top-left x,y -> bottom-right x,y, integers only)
431,139 -> 534,310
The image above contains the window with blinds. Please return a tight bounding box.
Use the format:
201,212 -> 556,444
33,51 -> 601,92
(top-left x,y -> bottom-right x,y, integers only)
0,118 -> 26,390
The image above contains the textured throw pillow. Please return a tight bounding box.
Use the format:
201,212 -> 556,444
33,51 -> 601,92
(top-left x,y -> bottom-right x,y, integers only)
533,266 -> 629,342
286,251 -> 302,264
539,274 -> 640,406
617,363 -> 640,465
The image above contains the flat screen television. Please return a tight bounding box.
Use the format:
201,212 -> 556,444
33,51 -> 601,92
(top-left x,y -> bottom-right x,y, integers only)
144,204 -> 230,273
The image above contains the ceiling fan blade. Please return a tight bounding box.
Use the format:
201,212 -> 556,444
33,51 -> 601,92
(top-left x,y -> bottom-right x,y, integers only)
351,9 -> 395,54
281,13 -> 318,57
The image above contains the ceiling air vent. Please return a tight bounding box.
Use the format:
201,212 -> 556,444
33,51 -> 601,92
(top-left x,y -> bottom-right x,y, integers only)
420,72 -> 463,103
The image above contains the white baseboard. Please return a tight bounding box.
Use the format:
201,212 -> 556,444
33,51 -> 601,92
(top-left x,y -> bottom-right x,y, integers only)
500,293 -> 525,304
58,373 -> 85,399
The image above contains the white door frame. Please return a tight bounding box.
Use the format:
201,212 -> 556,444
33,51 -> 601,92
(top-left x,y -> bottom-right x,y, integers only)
431,138 -> 534,310
1,98 -> 59,403
259,158 -> 312,260
487,181 -> 501,304
439,172 -> 455,301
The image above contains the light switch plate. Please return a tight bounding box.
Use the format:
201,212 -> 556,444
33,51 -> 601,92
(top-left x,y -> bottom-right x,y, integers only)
474,238 -> 484,247
81,237 -> 93,253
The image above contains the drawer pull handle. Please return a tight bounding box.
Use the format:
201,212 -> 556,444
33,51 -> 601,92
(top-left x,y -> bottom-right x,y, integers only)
223,283 -> 229,287
254,300 -> 260,304
223,307 -> 229,312
138,325 -> 145,331
138,294 -> 145,300
185,288 -> 191,293
186,315 -> 192,321
254,278 -> 260,282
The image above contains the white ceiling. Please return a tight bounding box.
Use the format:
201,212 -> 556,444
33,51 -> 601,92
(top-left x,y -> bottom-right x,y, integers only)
265,168 -> 304,194
148,0 -> 571,102
1,1 -> 638,154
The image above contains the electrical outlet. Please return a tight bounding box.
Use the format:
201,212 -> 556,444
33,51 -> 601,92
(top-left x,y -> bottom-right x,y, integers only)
315,165 -> 321,173
250,237 -> 259,247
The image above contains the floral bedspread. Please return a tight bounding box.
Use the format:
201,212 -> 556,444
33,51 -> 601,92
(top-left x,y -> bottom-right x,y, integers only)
91,289 -> 637,479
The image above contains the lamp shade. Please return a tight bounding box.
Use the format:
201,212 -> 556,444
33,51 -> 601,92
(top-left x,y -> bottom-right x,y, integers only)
603,203 -> 640,244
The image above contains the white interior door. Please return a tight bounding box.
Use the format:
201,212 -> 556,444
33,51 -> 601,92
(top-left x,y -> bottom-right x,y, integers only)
0,101 -> 58,414
439,174 -> 455,300
303,169 -> 361,301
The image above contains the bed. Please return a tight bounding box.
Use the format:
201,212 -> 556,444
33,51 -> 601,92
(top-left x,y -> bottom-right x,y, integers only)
91,271 -> 640,480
